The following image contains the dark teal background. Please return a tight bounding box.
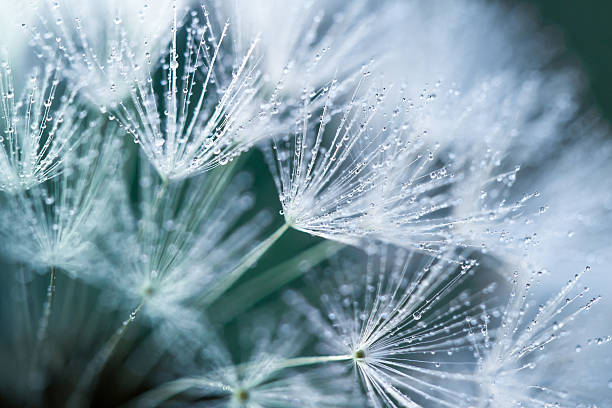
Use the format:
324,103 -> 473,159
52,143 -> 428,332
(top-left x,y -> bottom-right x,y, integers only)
517,0 -> 612,121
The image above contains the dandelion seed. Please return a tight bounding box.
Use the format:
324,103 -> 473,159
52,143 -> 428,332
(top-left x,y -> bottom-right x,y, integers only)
0,123 -> 120,272
265,80 -> 531,256
217,0 -> 397,94
286,245 -> 493,407
31,0 -> 187,106
110,6 -> 271,180
133,315 -> 353,407
476,266 -> 603,407
0,57 -> 88,192
97,161 -> 276,343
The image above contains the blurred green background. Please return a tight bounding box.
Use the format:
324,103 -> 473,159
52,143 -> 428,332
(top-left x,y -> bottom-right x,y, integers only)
516,0 -> 612,121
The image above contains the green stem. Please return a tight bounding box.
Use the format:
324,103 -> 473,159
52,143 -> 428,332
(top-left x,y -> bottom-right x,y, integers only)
31,266 -> 56,368
271,354 -> 353,370
37,266 -> 56,344
27,266 -> 55,392
68,301 -> 144,408
153,177 -> 170,214
200,222 -> 290,306
212,240 -> 344,322
137,177 -> 170,242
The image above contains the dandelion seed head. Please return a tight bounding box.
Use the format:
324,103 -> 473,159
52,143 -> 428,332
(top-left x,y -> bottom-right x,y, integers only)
0,125 -> 121,273
0,57 -> 90,193
266,80 -> 533,257
136,314 -> 353,407
288,246 -> 492,407
475,266 -> 605,407
106,6 -> 273,180
0,1 -> 608,406
98,164 -> 272,345
30,0 -> 188,106
217,0 -> 397,95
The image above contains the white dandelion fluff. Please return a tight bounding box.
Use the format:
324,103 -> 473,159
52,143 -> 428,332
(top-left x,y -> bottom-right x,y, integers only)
505,135 -> 612,291
378,1 -> 579,100
216,0 -> 396,95
385,74 -> 579,260
476,266 -> 604,407
0,56 -> 88,192
94,162 -> 277,340
31,0 -> 186,106
0,123 -> 120,273
285,245 -> 494,407
265,79 -> 534,255
367,1 -> 584,261
110,5 -> 270,181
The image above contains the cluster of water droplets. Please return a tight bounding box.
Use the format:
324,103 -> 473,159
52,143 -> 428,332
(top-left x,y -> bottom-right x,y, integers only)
216,0 -> 398,97
0,56 -> 91,193
29,0 -> 184,107
284,245 -> 492,407
475,265 -> 604,407
266,74 -> 542,261
103,4 -> 274,181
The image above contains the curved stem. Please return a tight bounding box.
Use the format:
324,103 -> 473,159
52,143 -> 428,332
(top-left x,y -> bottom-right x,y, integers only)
200,222 -> 290,306
68,301 -> 144,408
